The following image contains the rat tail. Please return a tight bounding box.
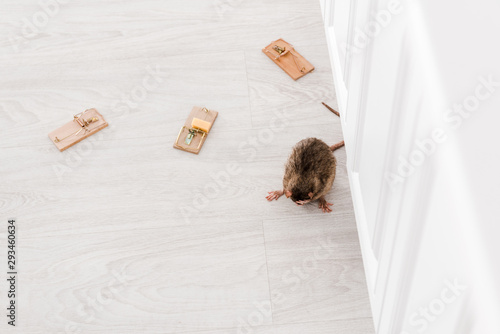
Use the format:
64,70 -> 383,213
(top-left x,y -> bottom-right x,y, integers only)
322,103 -> 344,152
322,102 -> 340,117
330,141 -> 345,152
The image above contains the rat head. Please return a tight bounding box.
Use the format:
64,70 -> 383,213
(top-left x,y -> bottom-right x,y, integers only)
285,188 -> 314,205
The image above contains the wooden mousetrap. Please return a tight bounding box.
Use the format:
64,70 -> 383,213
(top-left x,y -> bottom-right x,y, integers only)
262,38 -> 314,80
173,106 -> 218,154
48,108 -> 108,152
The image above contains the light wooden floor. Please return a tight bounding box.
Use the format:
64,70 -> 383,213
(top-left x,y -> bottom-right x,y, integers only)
0,0 -> 374,333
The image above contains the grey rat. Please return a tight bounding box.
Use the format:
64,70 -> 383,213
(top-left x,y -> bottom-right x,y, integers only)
266,103 -> 344,213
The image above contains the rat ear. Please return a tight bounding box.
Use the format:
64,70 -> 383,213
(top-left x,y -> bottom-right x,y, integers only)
308,192 -> 314,198
285,190 -> 292,198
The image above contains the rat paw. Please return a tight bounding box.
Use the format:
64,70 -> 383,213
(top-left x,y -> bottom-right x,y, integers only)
266,190 -> 283,201
318,198 -> 333,213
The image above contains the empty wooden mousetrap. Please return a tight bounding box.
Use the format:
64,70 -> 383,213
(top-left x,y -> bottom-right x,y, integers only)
262,38 -> 314,80
48,108 -> 108,152
173,106 -> 218,154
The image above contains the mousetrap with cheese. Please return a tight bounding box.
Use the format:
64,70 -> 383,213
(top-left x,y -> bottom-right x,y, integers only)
262,38 -> 314,80
174,106 -> 218,154
48,108 -> 108,152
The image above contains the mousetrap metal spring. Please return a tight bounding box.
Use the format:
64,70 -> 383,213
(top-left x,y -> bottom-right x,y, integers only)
54,110 -> 99,143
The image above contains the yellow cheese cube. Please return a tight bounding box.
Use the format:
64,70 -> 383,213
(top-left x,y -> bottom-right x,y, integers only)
192,118 -> 212,133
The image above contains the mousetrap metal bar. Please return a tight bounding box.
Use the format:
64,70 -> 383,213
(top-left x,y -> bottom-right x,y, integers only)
48,108 -> 108,152
265,45 -> 305,73
53,110 -> 99,143
175,126 -> 206,153
262,38 -> 314,80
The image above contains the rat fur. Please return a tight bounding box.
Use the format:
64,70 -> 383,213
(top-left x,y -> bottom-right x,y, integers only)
266,103 -> 344,213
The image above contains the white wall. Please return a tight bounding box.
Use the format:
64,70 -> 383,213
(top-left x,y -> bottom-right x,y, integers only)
321,0 -> 500,333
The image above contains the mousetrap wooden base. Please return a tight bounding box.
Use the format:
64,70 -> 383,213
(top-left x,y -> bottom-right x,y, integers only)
173,106 -> 218,154
262,38 -> 314,80
48,108 -> 108,152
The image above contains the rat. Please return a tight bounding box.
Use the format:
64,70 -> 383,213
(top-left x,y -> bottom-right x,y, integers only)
266,102 -> 344,213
